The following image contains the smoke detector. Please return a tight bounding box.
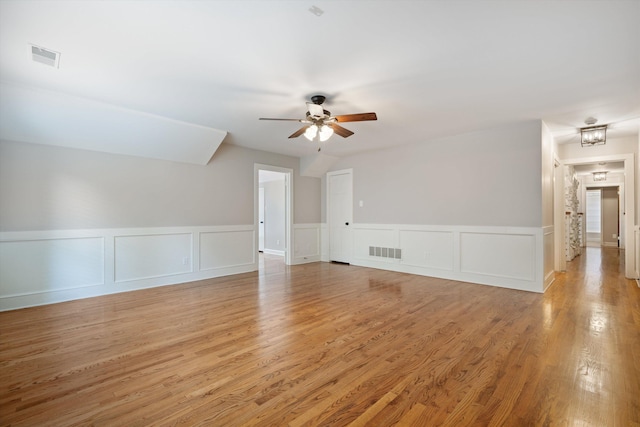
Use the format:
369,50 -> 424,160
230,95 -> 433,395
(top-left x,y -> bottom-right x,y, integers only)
29,44 -> 60,68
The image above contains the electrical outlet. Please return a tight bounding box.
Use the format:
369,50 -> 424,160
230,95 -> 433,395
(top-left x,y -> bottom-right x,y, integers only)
276,240 -> 280,245
612,234 -> 617,239
183,257 -> 189,265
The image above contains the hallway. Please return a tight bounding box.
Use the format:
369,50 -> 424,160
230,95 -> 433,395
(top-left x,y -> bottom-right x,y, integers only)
541,246 -> 640,425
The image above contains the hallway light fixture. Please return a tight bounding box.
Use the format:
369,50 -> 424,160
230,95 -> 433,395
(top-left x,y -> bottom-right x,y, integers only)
593,171 -> 607,181
580,117 -> 607,146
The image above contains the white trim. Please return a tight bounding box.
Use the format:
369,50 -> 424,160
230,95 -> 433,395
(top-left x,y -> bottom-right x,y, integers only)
255,164 -> 293,266
263,249 -> 285,256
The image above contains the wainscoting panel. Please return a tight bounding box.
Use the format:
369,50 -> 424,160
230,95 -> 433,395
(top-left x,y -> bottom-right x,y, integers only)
114,233 -> 193,283
320,224 -> 329,262
353,227 -> 395,261
200,229 -> 255,271
0,225 -> 258,311
348,224 -> 545,293
399,230 -> 454,271
0,237 -> 104,297
460,232 -> 535,281
292,224 -> 321,264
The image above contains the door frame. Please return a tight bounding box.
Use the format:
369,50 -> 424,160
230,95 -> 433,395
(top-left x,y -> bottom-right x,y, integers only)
327,168 -> 353,263
258,187 -> 265,252
254,164 -> 293,266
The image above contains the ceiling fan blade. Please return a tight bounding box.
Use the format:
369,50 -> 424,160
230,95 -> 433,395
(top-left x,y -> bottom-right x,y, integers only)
288,126 -> 309,139
259,118 -> 303,121
334,112 -> 377,122
330,123 -> 354,138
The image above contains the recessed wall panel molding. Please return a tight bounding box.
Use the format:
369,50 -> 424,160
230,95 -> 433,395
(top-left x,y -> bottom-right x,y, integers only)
349,224 -> 544,293
353,227 -> 395,261
320,224 -> 330,262
200,229 -> 254,271
459,232 -> 535,281
0,237 -> 104,297
399,230 -> 454,271
0,225 -> 257,311
114,233 -> 193,283
292,224 -> 321,263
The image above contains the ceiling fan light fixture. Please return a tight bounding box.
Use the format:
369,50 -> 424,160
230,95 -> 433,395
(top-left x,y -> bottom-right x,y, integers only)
304,124 -> 318,141
319,124 -> 334,142
259,94 -> 377,143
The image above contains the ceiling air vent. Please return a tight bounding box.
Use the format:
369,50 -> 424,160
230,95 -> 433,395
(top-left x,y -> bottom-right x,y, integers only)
30,44 -> 60,68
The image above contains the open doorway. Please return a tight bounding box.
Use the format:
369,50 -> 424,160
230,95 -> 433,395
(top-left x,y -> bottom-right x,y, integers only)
254,164 -> 293,274
585,186 -> 620,248
557,155 -> 633,277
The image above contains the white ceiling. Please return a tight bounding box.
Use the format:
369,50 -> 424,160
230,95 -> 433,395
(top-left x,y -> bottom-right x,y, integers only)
0,0 -> 638,162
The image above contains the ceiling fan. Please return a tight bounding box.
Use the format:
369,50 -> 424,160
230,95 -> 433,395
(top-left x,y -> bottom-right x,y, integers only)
259,95 -> 377,143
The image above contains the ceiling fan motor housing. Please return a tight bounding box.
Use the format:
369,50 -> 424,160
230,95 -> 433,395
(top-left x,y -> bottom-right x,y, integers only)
310,95 -> 326,105
306,110 -> 331,119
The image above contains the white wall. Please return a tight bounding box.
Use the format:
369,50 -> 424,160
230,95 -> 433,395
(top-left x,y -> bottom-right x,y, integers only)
0,140 -> 321,310
557,135 -> 638,163
541,121 -> 556,289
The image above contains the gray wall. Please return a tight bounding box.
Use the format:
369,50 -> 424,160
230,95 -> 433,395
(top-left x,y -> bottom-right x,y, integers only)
327,120 -> 543,227
602,186 -> 619,246
261,178 -> 285,251
0,140 -> 321,231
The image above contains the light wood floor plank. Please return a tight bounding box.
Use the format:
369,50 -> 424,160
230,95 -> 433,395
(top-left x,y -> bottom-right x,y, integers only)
1,249 -> 639,426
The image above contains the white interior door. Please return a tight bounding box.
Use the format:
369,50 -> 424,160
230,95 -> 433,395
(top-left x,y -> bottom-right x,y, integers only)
328,169 -> 353,263
258,187 -> 265,252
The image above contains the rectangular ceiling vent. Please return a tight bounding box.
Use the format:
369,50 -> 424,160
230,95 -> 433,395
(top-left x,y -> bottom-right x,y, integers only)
30,44 -> 60,68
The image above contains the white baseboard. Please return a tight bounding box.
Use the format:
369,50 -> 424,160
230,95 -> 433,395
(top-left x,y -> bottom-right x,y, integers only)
263,249 -> 285,256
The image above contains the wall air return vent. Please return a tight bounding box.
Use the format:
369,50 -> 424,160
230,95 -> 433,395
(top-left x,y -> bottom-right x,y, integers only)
369,246 -> 402,260
30,44 -> 60,68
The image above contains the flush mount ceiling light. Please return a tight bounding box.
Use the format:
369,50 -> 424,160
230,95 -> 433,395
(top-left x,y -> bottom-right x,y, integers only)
581,117 -> 607,146
593,171 -> 607,182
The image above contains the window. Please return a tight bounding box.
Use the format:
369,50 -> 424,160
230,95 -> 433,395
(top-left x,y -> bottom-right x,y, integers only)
585,189 -> 601,233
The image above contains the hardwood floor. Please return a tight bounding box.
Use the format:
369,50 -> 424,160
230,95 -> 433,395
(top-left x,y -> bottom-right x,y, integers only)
1,249 -> 639,426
